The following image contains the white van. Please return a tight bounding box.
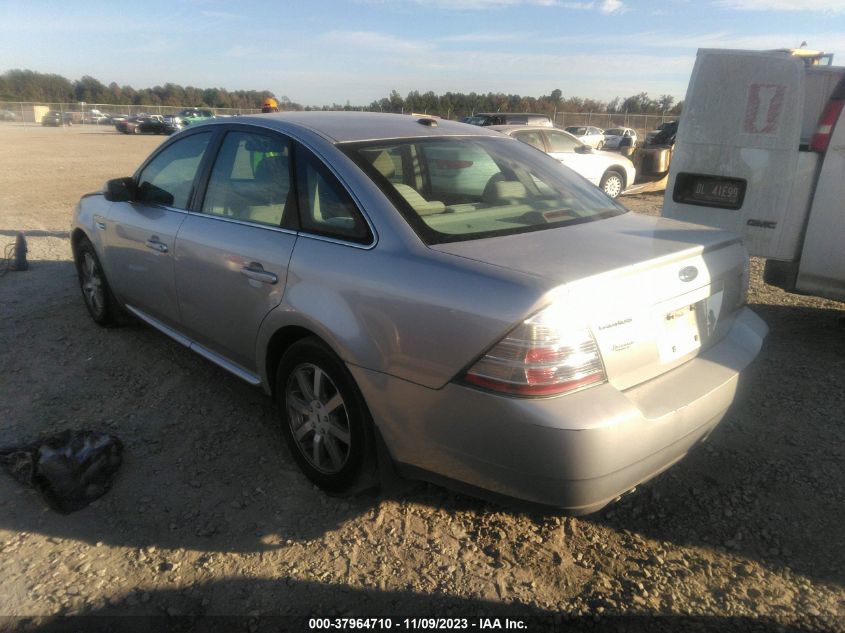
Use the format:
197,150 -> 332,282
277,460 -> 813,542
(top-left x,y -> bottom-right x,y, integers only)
662,49 -> 845,303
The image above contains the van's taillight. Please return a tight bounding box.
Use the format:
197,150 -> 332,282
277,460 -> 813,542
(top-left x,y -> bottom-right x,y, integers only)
810,99 -> 844,152
463,305 -> 606,397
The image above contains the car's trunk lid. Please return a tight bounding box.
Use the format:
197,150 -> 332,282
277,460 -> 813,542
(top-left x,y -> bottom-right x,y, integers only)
431,212 -> 748,391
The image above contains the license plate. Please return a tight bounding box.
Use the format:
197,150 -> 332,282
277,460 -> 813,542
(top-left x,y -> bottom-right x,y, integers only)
657,303 -> 702,362
655,290 -> 724,362
673,173 -> 746,210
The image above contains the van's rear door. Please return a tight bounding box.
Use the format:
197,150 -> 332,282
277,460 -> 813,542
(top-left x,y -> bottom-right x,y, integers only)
663,49 -> 810,260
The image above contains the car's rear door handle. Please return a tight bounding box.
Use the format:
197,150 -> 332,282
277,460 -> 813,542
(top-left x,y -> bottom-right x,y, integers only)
241,262 -> 278,285
145,237 -> 168,253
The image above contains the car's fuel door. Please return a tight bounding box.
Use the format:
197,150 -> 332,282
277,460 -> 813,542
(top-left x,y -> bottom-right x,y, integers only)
663,49 -> 808,260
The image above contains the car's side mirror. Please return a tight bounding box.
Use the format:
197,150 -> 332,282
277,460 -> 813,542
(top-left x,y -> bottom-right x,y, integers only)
104,177 -> 136,202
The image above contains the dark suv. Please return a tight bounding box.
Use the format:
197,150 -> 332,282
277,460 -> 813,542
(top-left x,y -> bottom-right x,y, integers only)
460,112 -> 553,127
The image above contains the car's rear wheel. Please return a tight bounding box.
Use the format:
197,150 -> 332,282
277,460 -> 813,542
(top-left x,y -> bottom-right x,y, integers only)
597,141 -> 604,150
276,337 -> 377,493
74,238 -> 123,326
600,170 -> 624,199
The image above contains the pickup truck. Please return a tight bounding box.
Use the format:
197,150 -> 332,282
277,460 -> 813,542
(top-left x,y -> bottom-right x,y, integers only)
662,48 -> 845,303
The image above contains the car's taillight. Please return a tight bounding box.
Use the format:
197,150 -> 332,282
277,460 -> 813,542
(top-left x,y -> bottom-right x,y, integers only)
809,99 -> 844,153
463,305 -> 606,397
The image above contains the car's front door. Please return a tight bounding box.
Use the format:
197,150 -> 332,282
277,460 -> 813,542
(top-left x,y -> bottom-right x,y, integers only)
173,128 -> 298,376
102,130 -> 212,330
543,130 -> 603,184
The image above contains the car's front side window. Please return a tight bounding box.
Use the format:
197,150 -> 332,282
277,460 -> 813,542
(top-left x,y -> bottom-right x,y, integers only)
513,130 -> 546,151
201,131 -> 292,227
136,132 -> 211,209
545,131 -> 580,153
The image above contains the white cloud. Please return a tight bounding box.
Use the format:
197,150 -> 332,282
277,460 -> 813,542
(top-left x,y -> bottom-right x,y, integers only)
319,30 -> 433,55
439,32 -> 533,43
359,0 -> 597,10
600,0 -> 626,14
714,0 -> 845,11
199,10 -> 244,20
223,45 -> 260,58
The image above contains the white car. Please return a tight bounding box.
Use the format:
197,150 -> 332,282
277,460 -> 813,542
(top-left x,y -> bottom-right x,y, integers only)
564,125 -> 605,149
492,125 -> 636,198
602,127 -> 638,150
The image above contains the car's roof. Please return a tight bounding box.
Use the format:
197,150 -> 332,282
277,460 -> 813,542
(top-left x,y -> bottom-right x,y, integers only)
203,111 -> 506,144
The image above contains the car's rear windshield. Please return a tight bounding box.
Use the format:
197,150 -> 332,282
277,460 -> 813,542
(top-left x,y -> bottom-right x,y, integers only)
341,136 -> 626,245
605,128 -> 624,136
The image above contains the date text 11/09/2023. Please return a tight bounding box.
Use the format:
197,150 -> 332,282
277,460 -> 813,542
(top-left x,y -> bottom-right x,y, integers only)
308,618 -> 528,630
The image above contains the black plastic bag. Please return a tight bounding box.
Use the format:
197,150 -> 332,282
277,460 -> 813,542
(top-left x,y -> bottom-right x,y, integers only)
0,430 -> 123,514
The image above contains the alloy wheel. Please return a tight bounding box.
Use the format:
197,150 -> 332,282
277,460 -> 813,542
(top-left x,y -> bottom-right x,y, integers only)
81,252 -> 105,317
285,363 -> 352,474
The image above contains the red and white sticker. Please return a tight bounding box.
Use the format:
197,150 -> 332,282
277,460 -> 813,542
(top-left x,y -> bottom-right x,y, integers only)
744,83 -> 786,134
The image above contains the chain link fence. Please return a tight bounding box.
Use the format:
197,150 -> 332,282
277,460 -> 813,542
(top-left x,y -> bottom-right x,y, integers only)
0,102 -> 262,125
0,102 -> 677,139
553,112 -> 676,139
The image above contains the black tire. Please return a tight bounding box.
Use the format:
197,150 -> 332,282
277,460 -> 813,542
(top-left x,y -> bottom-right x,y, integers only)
275,337 -> 377,493
597,141 -> 604,150
74,238 -> 123,327
600,170 -> 625,199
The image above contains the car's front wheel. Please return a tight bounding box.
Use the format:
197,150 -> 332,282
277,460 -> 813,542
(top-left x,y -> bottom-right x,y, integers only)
74,238 -> 123,326
276,337 -> 377,493
600,170 -> 625,199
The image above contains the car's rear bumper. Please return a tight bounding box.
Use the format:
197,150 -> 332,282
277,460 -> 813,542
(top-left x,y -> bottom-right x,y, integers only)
350,306 -> 767,514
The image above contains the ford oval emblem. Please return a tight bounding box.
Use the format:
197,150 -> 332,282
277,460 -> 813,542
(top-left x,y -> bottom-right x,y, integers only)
679,266 -> 698,282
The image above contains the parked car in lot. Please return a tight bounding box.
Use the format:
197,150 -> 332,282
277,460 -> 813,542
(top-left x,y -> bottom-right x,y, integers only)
42,111 -> 73,126
83,110 -> 111,124
178,108 -> 215,125
564,125 -> 605,149
602,127 -> 638,149
1,109 -> 16,121
461,112 -> 553,127
71,112 -> 767,514
645,121 -> 677,146
136,115 -> 183,135
492,125 -> 635,198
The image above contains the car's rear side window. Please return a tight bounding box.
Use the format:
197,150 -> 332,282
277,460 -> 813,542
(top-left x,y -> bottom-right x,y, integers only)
343,136 -> 625,244
295,145 -> 372,244
136,132 -> 211,209
201,131 -> 292,227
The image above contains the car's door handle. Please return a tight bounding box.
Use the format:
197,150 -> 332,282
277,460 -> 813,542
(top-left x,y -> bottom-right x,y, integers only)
240,263 -> 278,285
145,237 -> 168,253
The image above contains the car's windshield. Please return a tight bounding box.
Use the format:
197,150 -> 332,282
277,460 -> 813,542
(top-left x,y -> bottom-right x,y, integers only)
566,127 -> 587,135
604,128 -> 623,136
342,137 -> 626,245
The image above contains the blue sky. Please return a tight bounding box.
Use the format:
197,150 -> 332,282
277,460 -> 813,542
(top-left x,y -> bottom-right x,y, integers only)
1,0 -> 843,106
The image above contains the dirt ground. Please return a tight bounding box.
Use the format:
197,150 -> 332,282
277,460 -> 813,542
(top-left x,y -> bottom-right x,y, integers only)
0,124 -> 843,631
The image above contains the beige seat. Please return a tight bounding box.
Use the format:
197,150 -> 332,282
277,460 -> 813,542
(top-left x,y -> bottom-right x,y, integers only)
369,151 -> 445,216
482,174 -> 529,205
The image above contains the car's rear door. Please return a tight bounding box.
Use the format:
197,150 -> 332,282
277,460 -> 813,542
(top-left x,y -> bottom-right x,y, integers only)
662,49 -> 808,260
102,129 -> 213,330
173,127 -> 298,378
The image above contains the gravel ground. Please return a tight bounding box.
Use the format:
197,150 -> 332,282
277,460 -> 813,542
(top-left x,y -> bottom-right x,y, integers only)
0,125 -> 843,631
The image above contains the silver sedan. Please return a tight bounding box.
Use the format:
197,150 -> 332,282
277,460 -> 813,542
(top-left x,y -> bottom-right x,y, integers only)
71,112 -> 767,514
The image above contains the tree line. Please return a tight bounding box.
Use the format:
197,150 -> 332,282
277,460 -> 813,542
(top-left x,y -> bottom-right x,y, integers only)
0,69 -> 683,117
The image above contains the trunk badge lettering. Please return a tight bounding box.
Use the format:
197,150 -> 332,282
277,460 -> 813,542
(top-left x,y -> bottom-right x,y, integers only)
679,266 -> 698,282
